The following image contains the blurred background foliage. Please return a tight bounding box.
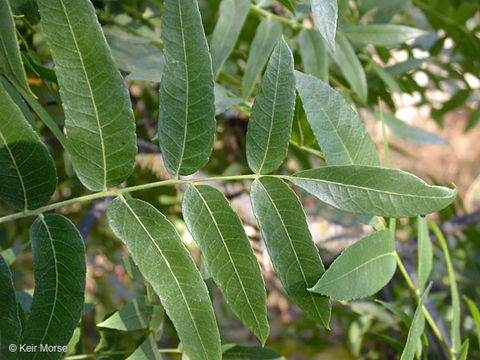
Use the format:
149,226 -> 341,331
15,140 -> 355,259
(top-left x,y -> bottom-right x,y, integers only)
1,0 -> 480,358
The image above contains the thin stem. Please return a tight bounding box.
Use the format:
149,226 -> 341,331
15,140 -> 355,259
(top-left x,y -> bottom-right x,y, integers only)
0,174 -> 260,224
395,253 -> 455,358
249,4 -> 304,30
289,140 -> 325,160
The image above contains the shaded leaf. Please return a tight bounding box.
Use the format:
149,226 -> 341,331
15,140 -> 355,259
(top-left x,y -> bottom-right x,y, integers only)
223,345 -> 286,359
126,334 -> 162,360
290,166 -> 457,218
343,25 -> 427,46
250,176 -> 331,328
21,214 -> 86,360
0,243 -> 29,266
214,84 -> 242,115
295,71 -> 379,166
311,0 -> 338,50
334,34 -> 368,103
107,197 -> 221,360
291,95 -> 316,147
37,0 -> 137,191
0,254 -> 21,359
159,0 -> 215,177
298,28 -> 329,82
210,0 -> 251,78
246,39 -> 296,174
374,65 -> 402,94
400,284 -> 431,360
464,296 -> 480,349
242,17 -> 283,99
0,0 -> 31,94
0,81 -> 56,210
183,185 -> 269,344
416,216 -> 432,292
97,296 -> 153,331
309,230 -> 396,300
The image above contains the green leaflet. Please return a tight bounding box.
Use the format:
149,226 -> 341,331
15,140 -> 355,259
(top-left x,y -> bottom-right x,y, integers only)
223,345 -> 286,359
210,0 -> 250,78
295,71 -> 379,166
21,214 -> 86,360
334,34 -> 368,103
311,0 -> 338,51
242,17 -> 283,99
309,230 -> 396,301
182,185 -> 269,344
159,0 -> 215,177
416,217 -> 432,292
37,0 -> 137,191
0,243 -> 29,266
0,0 -> 31,95
372,110 -> 448,145
400,284 -> 431,360
97,296 -> 153,331
250,176 -> 331,328
298,29 -> 329,82
0,254 -> 21,360
107,197 -> 221,360
246,39 -> 296,175
291,95 -> 316,148
343,25 -> 427,46
458,339 -> 469,360
374,65 -> 402,94
0,81 -> 56,210
214,84 -> 243,115
290,166 -> 457,218
127,334 -> 162,360
464,296 -> 480,349
277,0 -> 296,15
0,77 -> 38,132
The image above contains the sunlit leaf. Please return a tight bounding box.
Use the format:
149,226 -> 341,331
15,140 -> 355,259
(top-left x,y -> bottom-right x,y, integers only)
311,0 -> 338,50
0,81 -> 56,210
298,29 -> 329,82
464,296 -> 480,349
343,25 -> 427,46
416,216 -> 432,292
309,230 -> 396,300
97,296 -> 153,331
290,166 -> 457,218
37,0 -> 137,191
159,0 -> 215,177
183,185 -> 269,344
107,197 -> 221,360
250,176 -> 331,328
21,215 -> 86,360
246,39 -> 296,174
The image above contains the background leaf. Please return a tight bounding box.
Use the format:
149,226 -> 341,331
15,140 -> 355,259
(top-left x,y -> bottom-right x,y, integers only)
242,17 -> 282,99
311,0 -> 338,50
246,39 -> 296,175
290,166 -> 457,218
295,71 -> 379,166
182,185 -> 269,344
0,81 -> 56,210
464,296 -> 480,349
0,254 -> 21,359
416,216 -> 432,292
107,197 -> 221,360
159,0 -> 216,177
126,334 -> 162,360
309,230 -> 396,300
343,25 -> 427,46
250,176 -> 331,328
21,214 -> 86,360
210,0 -> 251,78
37,0 -> 137,191
223,345 -> 286,359
298,29 -> 329,82
97,296 -> 153,331
290,95 -> 316,148
334,34 -> 368,103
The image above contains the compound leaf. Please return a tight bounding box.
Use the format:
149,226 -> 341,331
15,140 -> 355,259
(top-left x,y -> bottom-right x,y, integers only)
242,17 -> 282,99
343,25 -> 427,46
0,254 -> 21,360
295,71 -> 379,166
290,166 -> 457,218
246,39 -> 296,174
183,185 -> 269,344
159,0 -> 215,177
37,0 -> 137,191
309,230 -> 396,300
250,176 -> 331,328
0,81 -> 56,210
21,214 -> 86,360
210,0 -> 250,78
107,197 -> 221,360
311,0 -> 338,50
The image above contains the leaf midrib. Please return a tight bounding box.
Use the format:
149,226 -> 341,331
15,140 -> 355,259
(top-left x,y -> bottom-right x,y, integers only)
120,197 -> 209,358
192,186 -> 265,340
257,179 -> 326,322
58,0 -> 107,190
0,130 -> 27,210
